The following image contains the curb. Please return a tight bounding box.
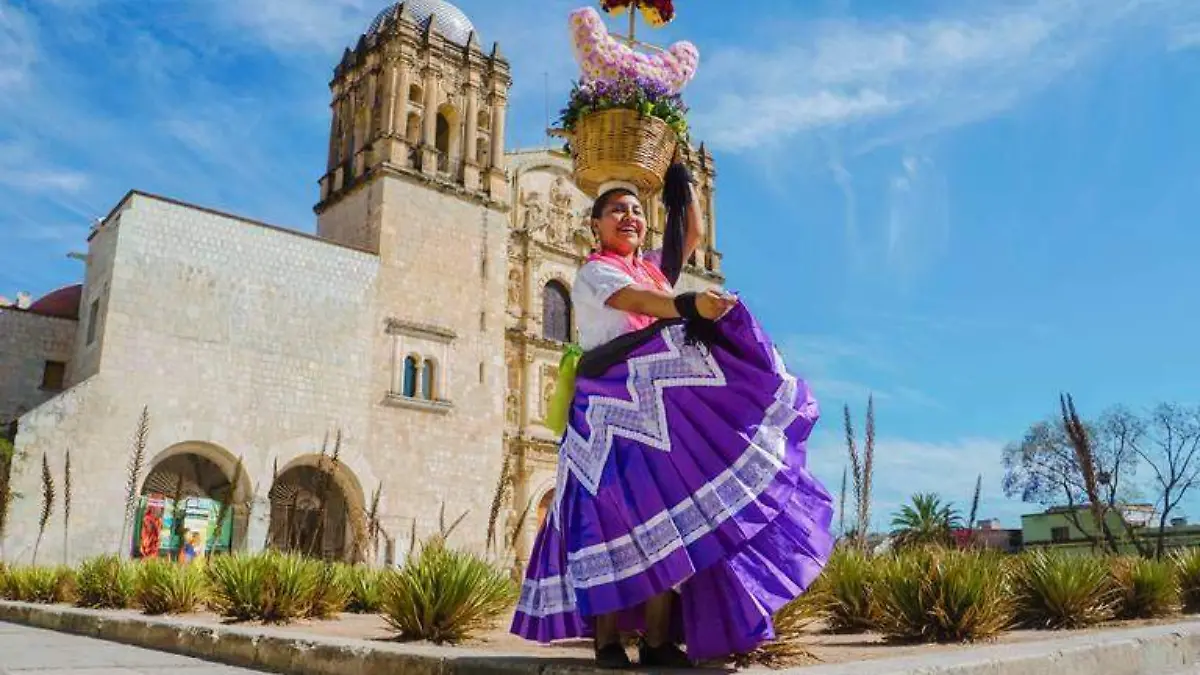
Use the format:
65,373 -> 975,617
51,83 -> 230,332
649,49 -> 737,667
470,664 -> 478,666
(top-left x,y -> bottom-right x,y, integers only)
0,601 -> 607,675
3,601 -> 1200,675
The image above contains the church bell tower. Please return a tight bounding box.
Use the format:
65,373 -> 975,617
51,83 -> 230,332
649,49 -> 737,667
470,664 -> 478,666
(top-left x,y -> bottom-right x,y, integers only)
315,0 -> 512,254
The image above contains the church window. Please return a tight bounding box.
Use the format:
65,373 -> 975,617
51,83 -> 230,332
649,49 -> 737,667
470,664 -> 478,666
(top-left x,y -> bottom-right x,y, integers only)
85,298 -> 100,345
405,112 -> 421,145
542,281 -> 572,343
409,84 -> 423,104
41,361 -> 66,392
402,356 -> 418,398
421,359 -> 437,400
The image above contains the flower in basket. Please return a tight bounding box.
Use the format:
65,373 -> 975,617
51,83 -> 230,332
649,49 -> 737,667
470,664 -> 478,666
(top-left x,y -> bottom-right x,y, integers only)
557,74 -> 691,144
569,7 -> 698,96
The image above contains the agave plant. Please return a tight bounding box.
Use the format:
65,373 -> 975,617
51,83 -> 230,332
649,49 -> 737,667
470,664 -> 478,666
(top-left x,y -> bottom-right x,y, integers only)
380,538 -> 517,644
1012,550 -> 1116,629
874,548 -> 1014,643
206,553 -> 269,621
338,564 -> 384,614
1172,548 -> 1200,613
75,555 -> 137,609
1110,556 -> 1180,620
134,557 -> 208,615
815,548 -> 877,633
890,493 -> 962,550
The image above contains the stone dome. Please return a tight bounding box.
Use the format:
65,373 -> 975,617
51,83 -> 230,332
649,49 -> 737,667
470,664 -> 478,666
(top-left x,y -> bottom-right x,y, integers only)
367,0 -> 476,46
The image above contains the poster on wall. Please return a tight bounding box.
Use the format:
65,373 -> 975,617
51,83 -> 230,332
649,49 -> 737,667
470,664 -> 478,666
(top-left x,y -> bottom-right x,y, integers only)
131,493 -> 233,561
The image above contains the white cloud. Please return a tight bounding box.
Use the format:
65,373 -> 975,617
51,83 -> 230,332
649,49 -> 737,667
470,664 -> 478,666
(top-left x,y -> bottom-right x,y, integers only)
0,1 -> 37,93
781,333 -> 939,411
205,0 -> 377,55
689,0 -> 1186,154
806,431 -> 1028,532
1168,22 -> 1200,51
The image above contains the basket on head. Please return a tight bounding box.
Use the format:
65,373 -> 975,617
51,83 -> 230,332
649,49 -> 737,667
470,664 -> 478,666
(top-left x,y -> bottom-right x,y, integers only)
564,108 -> 679,198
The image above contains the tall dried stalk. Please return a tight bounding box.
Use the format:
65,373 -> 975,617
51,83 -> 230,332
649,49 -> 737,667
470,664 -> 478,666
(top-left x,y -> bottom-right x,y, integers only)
486,445 -> 518,552
211,455 -> 244,557
62,449 -> 72,564
838,467 -> 848,538
264,458 -> 279,550
170,473 -> 186,556
843,395 -> 877,551
1061,393 -> 1112,554
118,406 -> 150,558
305,429 -> 342,558
965,474 -> 982,546
32,452 -> 54,566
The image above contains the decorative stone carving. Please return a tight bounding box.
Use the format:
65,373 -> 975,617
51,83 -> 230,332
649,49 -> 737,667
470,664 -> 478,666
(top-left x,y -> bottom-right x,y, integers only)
521,190 -> 549,234
506,267 -> 523,315
540,364 -> 559,420
505,346 -> 521,427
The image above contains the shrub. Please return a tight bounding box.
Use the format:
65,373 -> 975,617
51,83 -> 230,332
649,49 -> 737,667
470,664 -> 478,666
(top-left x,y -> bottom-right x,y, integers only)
75,555 -> 137,609
380,539 -> 517,644
207,551 -> 321,623
307,559 -> 350,619
1012,550 -> 1116,629
874,548 -> 1013,643
1111,556 -> 1179,620
0,566 -> 73,603
206,553 -> 268,621
814,548 -> 877,633
1172,548 -> 1200,613
134,558 -> 207,615
339,564 -> 384,614
739,592 -> 822,668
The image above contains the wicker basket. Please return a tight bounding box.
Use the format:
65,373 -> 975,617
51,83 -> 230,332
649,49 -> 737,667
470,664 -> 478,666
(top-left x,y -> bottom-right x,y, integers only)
564,108 -> 678,197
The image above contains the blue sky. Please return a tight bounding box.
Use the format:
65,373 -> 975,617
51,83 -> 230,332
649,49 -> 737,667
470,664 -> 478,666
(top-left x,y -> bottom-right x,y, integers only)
3,0 -> 1200,532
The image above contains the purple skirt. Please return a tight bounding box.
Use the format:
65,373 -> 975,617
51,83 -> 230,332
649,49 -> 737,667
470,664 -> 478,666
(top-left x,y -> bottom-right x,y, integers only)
510,301 -> 834,661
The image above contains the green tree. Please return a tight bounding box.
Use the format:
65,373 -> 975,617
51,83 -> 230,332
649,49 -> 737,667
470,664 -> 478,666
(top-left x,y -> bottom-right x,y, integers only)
890,493 -> 961,549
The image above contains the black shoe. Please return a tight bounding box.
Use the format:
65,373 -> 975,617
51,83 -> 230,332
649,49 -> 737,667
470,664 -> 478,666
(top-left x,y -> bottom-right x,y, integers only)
638,640 -> 692,669
595,642 -> 632,670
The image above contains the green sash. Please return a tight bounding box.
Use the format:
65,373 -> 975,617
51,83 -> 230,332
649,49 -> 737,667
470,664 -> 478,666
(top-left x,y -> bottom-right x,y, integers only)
545,343 -> 583,437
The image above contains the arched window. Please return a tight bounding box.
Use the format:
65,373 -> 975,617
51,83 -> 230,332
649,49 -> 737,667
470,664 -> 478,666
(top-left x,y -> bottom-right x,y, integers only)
421,359 -> 436,400
542,281 -> 572,343
409,84 -> 422,103
402,356 -> 418,398
405,112 -> 421,145
435,112 -> 451,155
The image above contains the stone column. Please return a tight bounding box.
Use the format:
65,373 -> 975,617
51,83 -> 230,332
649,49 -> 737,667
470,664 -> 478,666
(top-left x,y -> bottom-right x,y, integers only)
421,68 -> 439,176
463,82 -> 480,190
390,335 -> 403,395
390,60 -> 412,167
487,92 -> 507,198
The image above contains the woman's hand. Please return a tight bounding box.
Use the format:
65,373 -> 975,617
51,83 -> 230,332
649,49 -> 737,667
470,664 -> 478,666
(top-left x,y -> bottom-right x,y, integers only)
695,289 -> 736,320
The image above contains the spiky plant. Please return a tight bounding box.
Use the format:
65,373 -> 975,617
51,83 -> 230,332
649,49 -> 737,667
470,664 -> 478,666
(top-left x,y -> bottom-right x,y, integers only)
815,547 -> 878,633
838,467 -> 848,539
1012,550 -> 1116,629
874,548 -> 1014,643
0,436 -> 17,561
31,452 -> 55,566
118,406 -> 150,558
738,592 -> 822,668
74,554 -> 137,609
1172,548 -> 1200,613
205,553 -> 268,621
338,564 -> 384,614
1110,556 -> 1179,619
134,557 -> 208,615
379,536 -> 517,644
62,449 -> 72,565
307,557 -> 351,619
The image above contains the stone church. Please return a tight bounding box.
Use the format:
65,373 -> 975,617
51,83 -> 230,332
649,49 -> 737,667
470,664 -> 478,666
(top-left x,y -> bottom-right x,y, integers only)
0,0 -> 723,567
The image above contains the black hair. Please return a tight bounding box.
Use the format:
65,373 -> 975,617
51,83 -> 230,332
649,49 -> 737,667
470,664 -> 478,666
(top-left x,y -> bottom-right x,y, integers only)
590,187 -> 639,220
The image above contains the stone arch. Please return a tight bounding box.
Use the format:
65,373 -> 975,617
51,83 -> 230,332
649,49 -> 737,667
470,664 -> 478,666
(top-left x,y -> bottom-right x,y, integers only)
435,103 -> 461,160
476,136 -> 490,166
267,452 -> 368,562
409,84 -> 423,103
538,274 -> 573,343
137,441 -> 254,560
401,353 -> 420,397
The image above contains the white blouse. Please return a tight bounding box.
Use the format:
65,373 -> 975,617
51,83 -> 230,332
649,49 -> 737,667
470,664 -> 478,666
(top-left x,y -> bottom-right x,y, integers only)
572,251 -> 668,351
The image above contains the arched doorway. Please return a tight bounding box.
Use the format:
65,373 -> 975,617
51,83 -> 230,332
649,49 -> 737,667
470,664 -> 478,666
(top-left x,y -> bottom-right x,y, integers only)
137,442 -> 253,561
267,455 -> 366,562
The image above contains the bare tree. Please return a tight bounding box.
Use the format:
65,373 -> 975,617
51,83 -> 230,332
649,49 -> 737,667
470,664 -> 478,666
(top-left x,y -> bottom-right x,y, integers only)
1002,395 -> 1148,556
1130,402 -> 1200,558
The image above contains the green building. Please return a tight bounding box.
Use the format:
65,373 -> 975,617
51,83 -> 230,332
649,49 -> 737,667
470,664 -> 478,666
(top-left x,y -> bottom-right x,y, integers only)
1020,504 -> 1200,554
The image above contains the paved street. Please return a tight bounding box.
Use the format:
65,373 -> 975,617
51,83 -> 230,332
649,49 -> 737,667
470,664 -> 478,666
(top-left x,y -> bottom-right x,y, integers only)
0,622 -> 266,675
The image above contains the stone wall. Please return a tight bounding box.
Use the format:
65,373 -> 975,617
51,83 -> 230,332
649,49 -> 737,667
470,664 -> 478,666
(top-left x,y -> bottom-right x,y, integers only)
4,193 -> 383,565
0,309 -> 76,425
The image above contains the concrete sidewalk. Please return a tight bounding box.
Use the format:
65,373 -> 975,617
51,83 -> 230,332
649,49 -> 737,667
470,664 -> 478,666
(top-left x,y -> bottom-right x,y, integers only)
2,601 -> 1199,674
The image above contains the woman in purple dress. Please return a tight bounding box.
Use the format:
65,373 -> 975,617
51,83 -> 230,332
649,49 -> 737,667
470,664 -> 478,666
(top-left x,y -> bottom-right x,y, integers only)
511,164 -> 834,668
